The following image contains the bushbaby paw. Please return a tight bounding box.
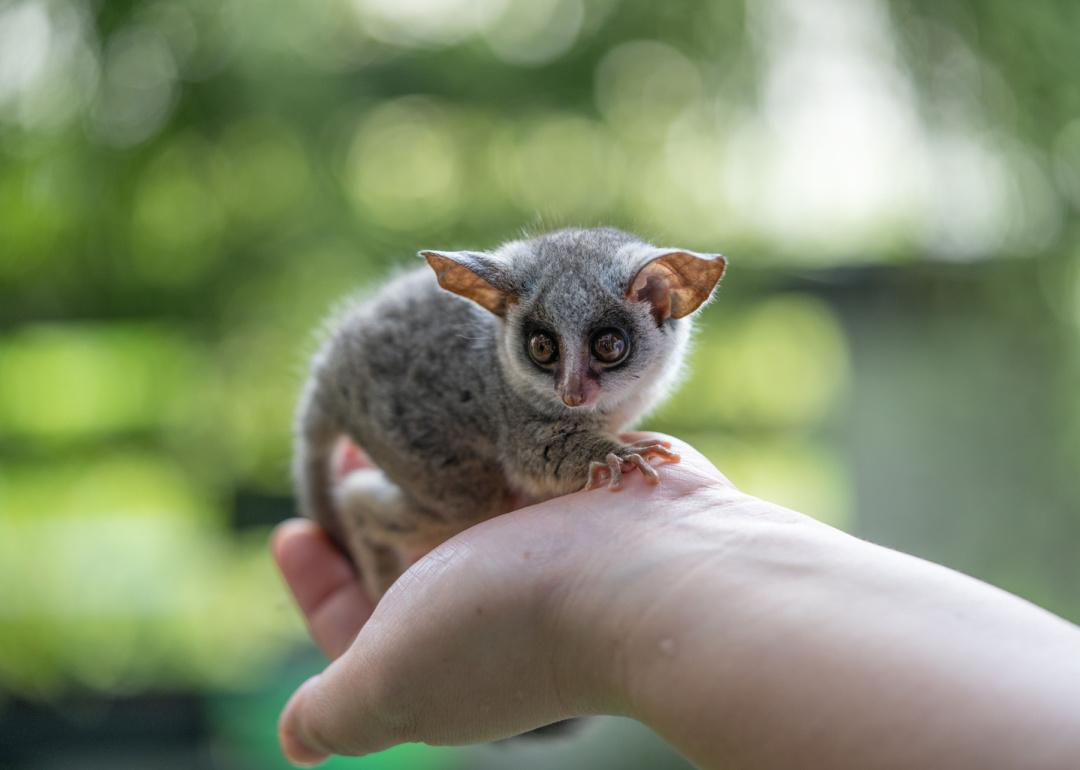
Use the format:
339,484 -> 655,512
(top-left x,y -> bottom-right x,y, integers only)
584,439 -> 680,491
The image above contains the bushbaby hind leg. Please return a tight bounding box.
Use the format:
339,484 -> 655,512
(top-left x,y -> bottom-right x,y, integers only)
335,467 -> 467,599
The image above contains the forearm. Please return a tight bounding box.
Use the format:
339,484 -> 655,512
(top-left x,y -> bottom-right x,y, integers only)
275,433 -> 1080,767
573,487 -> 1080,769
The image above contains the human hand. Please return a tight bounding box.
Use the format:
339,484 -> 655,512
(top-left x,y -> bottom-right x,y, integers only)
272,433 -> 1080,770
271,432 -> 747,765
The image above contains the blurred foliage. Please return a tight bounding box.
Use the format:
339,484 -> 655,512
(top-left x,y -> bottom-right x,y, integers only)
0,0 -> 1078,766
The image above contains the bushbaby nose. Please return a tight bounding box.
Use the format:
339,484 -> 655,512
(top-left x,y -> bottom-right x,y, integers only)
557,352 -> 595,407
562,391 -> 585,407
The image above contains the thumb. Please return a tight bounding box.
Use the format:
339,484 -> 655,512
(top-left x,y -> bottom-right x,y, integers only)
279,675 -> 332,767
278,652 -> 402,766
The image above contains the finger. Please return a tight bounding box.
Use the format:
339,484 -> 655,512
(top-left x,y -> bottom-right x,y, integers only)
272,519 -> 374,659
279,653 -> 397,765
279,675 -> 330,766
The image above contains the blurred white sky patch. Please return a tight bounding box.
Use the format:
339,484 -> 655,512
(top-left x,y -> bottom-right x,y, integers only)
0,0 -> 98,131
922,132 -> 1010,258
717,0 -> 1061,262
0,1 -> 50,103
730,0 -> 928,257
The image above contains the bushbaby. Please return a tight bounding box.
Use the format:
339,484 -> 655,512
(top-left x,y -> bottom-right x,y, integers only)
293,227 -> 726,599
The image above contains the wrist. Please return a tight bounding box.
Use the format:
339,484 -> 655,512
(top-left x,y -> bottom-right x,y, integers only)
542,481 -> 801,716
549,482 -> 849,758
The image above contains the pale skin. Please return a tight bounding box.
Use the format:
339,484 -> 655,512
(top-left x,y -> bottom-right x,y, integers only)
273,433 -> 1080,769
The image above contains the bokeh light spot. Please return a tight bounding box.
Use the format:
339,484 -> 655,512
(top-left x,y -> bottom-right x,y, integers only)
345,98 -> 463,230
484,0 -> 584,67
131,135 -> 225,286
90,23 -> 178,146
0,323 -> 201,442
213,118 -> 311,228
498,115 -> 621,219
350,0 -> 503,47
657,294 -> 850,430
595,40 -> 703,141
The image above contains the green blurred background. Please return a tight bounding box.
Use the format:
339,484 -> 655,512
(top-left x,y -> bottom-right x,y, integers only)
1,0 -> 1079,767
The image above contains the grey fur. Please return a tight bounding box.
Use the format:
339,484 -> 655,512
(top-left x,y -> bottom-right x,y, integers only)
293,227 -> 725,598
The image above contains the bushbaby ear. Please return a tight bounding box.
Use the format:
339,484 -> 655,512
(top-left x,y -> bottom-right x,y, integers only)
627,249 -> 727,324
420,250 -> 516,317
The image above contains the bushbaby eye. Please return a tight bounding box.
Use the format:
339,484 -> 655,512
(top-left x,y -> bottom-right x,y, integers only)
527,331 -> 558,366
591,328 -> 628,365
